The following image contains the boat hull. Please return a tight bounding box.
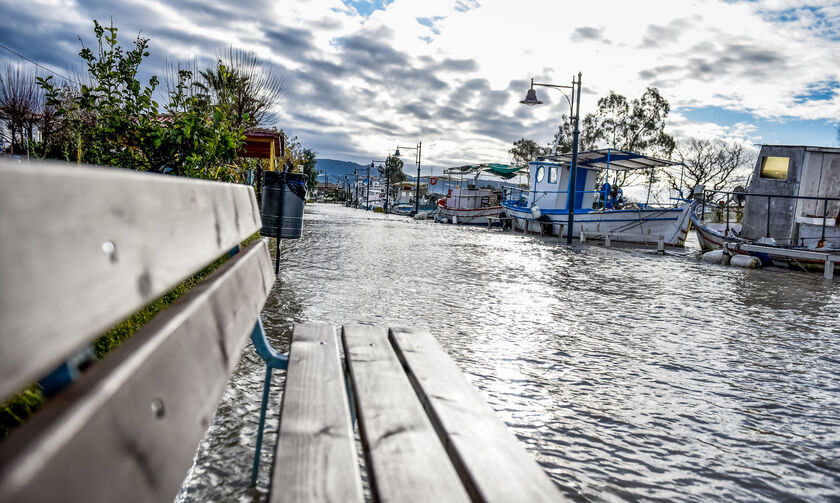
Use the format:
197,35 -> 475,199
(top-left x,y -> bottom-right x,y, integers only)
502,202 -> 691,246
438,204 -> 503,225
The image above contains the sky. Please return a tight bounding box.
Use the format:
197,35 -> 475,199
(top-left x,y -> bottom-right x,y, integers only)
1,0 -> 839,172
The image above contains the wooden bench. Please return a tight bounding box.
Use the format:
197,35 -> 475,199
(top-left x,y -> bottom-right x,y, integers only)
266,323 -> 561,502
0,160 -> 275,502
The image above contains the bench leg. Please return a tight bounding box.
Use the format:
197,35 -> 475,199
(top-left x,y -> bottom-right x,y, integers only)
251,364 -> 274,486
249,317 -> 289,486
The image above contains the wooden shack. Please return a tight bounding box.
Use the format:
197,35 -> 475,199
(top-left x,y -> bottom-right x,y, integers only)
742,145 -> 840,247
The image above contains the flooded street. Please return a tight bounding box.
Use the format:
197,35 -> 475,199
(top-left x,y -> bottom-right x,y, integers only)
179,203 -> 840,502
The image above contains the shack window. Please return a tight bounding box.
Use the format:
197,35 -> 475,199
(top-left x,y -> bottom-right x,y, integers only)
536,166 -> 545,183
548,166 -> 558,183
760,156 -> 790,180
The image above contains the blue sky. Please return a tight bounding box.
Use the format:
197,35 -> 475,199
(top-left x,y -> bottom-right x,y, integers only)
0,0 -> 838,169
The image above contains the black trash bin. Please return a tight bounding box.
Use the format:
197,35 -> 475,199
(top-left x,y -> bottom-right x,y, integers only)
260,171 -> 308,239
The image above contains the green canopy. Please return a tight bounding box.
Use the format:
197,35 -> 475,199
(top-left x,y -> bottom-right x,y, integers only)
443,163 -> 525,179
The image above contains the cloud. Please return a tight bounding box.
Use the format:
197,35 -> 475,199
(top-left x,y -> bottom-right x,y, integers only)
2,0 -> 839,166
572,26 -> 604,41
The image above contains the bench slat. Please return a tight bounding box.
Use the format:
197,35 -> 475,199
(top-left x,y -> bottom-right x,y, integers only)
390,327 -> 562,502
342,325 -> 470,503
0,240 -> 274,503
0,160 -> 261,402
271,323 -> 363,503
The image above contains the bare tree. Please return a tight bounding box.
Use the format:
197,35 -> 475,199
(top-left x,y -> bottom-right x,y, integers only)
665,137 -> 754,199
0,65 -> 42,155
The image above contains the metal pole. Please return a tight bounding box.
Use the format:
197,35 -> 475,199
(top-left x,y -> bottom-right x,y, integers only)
366,164 -> 371,210
250,364 -> 273,485
821,198 -> 828,244
414,142 -> 422,214
275,171 -> 285,275
725,193 -> 730,236
567,73 -> 582,245
385,156 -> 391,213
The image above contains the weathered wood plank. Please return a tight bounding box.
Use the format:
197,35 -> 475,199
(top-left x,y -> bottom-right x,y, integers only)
0,160 -> 262,402
342,325 -> 470,503
0,240 -> 274,503
271,323 -> 363,503
390,327 -> 562,502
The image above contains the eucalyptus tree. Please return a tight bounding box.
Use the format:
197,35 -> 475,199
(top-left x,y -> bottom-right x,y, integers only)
378,155 -> 406,183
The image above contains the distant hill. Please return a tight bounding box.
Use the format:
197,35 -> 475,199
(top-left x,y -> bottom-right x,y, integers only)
314,158 -> 370,181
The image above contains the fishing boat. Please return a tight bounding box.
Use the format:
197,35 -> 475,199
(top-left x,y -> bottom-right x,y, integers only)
690,145 -> 840,274
353,177 -> 385,210
437,164 -> 525,225
501,149 -> 691,246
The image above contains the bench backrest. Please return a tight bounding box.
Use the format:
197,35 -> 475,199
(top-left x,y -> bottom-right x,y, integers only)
0,160 -> 275,502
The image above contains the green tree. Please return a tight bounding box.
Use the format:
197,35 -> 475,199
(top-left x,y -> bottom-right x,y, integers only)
378,155 -> 406,183
39,20 -> 245,180
282,134 -> 318,193
554,88 -> 674,157
551,88 -> 675,186
508,138 -> 548,166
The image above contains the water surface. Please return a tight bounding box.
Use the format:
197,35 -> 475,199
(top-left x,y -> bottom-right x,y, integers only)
179,204 -> 840,502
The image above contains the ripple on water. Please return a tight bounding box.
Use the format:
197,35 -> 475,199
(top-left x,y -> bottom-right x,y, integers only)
179,204 -> 840,502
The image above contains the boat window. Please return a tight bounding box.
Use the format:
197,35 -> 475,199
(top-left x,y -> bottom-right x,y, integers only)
548,166 -> 557,183
759,156 -> 790,180
536,166 -> 545,183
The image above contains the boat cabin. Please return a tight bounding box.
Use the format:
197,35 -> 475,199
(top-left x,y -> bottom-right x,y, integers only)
741,145 -> 840,247
526,149 -> 680,212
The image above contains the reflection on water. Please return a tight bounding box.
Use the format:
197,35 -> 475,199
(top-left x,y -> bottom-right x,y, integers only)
179,204 -> 840,502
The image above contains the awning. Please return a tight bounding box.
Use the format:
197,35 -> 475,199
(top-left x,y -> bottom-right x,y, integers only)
540,148 -> 679,170
443,163 -> 527,179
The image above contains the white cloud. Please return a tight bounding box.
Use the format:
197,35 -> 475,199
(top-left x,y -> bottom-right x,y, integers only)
2,0 -> 838,166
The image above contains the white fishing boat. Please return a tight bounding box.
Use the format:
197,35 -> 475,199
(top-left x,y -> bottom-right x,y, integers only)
437,164 -> 524,225
501,149 -> 691,246
690,145 -> 840,274
353,177 -> 385,210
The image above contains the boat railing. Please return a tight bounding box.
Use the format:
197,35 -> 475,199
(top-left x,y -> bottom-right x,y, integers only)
702,189 -> 840,246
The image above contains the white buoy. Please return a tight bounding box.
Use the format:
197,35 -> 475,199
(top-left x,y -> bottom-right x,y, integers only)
531,205 -> 542,219
702,250 -> 724,264
730,254 -> 761,268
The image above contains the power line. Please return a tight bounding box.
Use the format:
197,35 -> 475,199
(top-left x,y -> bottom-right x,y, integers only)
0,41 -> 75,83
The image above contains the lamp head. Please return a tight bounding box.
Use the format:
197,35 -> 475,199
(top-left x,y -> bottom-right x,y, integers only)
394,148 -> 401,157
520,86 -> 542,106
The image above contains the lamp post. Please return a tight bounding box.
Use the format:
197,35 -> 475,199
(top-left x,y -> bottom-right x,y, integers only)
344,175 -> 349,205
520,73 -> 582,245
353,170 -> 359,208
395,142 -> 421,214
365,162 -> 372,210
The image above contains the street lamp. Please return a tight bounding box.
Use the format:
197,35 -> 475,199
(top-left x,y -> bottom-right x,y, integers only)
520,73 -> 582,245
395,142 -> 421,214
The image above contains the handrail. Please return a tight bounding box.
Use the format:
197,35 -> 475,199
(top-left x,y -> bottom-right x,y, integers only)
701,189 -> 839,246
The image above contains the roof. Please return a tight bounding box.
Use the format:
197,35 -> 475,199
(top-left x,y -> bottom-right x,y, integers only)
539,148 -> 680,170
238,129 -> 284,159
442,163 -> 526,179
